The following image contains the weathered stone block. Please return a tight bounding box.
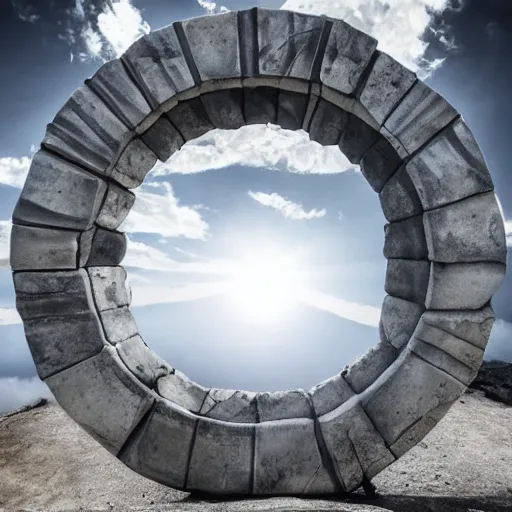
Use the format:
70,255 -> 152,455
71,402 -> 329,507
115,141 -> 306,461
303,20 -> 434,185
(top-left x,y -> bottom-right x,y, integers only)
157,370 -> 209,414
256,390 -> 312,422
141,116 -> 185,162
100,306 -> 139,344
277,90 -> 309,130
187,418 -> 254,494
85,228 -> 127,267
338,115 -> 381,164
309,373 -> 355,417
200,389 -> 257,423
321,19 -> 377,94
254,418 -> 336,495
423,192 -> 506,264
13,151 -> 107,231
201,89 -> 245,130
385,259 -> 430,305
308,99 -> 348,146
384,215 -> 428,260
87,266 -> 130,312
384,81 -> 459,155
96,183 -> 135,231
426,262 -> 506,310
244,86 -> 279,125
167,98 -> 215,141
302,86 -> 320,131
45,346 -> 154,454
359,52 -> 416,126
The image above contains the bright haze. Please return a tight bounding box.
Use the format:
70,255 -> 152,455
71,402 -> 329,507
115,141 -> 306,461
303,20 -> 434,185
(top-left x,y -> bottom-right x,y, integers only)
0,0 -> 511,412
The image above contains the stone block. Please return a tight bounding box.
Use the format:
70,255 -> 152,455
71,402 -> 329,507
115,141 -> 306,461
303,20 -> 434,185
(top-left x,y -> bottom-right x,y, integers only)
423,192 -> 506,263
84,228 -> 127,267
244,87 -> 279,125
96,183 -> 135,231
100,306 -> 139,344
379,165 -> 423,222
359,137 -> 403,193
277,90 -> 309,130
238,8 -> 257,77
187,418 -> 254,494
13,150 -> 107,231
426,262 -> 506,310
14,269 -> 106,379
384,215 -> 428,260
406,118 -> 494,210
256,390 -> 312,422
119,400 -> 197,490
359,52 -> 416,126
254,418 -> 336,495
384,81 -> 459,155
302,87 -> 320,132
10,224 -> 80,270
338,115 -> 381,164
321,19 -> 377,95
45,345 -> 154,455
200,389 -> 257,423
379,125 -> 409,159
319,399 -> 395,492
141,116 -> 185,163
201,89 -> 245,130
385,259 -> 430,305
379,295 -> 423,350
167,98 -> 215,141
309,373 -> 355,417
308,99 -> 348,146
87,266 -> 130,312
157,370 -> 209,414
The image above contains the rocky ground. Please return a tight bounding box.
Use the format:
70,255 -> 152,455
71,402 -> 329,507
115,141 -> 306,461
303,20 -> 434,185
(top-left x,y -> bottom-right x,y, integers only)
1,366 -> 512,512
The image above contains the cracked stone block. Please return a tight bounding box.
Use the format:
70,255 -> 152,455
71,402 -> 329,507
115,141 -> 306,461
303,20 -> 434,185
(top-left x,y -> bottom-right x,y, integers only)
302,87 -> 320,132
380,125 -> 409,160
187,419 -> 254,494
179,11 -> 240,82
14,269 -> 106,379
344,341 -> 399,394
277,90 -> 309,130
201,89 -> 245,130
86,59 -> 152,131
84,228 -> 127,267
45,345 -> 154,455
257,9 -> 325,81
256,390 -> 312,422
117,335 -> 171,388
384,81 -> 459,155
379,295 -> 424,350
200,389 -> 257,423
308,99 -> 348,146
96,183 -> 135,231
109,138 -> 158,189
338,115 -> 381,164
119,400 -> 196,491
10,224 -> 80,270
157,370 -> 209,414
244,87 -> 279,125
13,150 -> 107,231
87,266 -> 130,312
379,164 -> 423,223
405,118 -> 494,210
309,373 -> 355,417
100,306 -> 139,345
423,192 -> 507,264
121,25 -> 195,111
254,418 -> 336,495
426,262 -> 506,310
319,399 -> 395,492
359,137 -> 403,193
385,259 -> 430,305
362,350 -> 465,445
167,98 -> 215,141
359,52 -> 417,126
321,19 -> 377,95
384,215 -> 428,260
140,116 -> 185,163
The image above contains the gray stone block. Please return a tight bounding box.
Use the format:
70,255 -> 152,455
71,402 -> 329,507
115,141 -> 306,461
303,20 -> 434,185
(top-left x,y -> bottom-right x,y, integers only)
308,99 -> 348,146
380,295 -> 424,350
244,87 -> 279,125
96,183 -> 135,231
344,341 -> 399,394
385,259 -> 430,305
78,228 -> 95,268
359,138 -> 403,193
338,115 -> 381,164
254,418 -> 336,495
424,192 -> 507,264
167,98 -> 215,141
362,350 -> 465,445
319,399 -> 395,492
200,389 -> 257,423
187,418 -> 254,494
14,269 -> 106,379
100,306 -> 139,345
256,390 -> 312,422
302,86 -> 320,132
201,89 -> 245,130
359,52 -> 416,126
13,150 -> 107,231
119,400 -> 197,490
157,370 -> 209,414
141,116 -> 185,163
87,266 -> 130,312
384,215 -> 428,260
406,118 -> 494,210
426,262 -> 506,310
379,165 -> 423,222
45,345 -> 154,455
10,224 -> 80,271
277,90 -> 309,130
85,228 -> 127,267
384,81 -> 459,155
321,19 -> 377,95
309,373 -> 355,417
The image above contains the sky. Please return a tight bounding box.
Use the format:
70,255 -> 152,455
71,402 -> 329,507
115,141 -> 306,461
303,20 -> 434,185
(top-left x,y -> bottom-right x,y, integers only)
0,0 -> 511,413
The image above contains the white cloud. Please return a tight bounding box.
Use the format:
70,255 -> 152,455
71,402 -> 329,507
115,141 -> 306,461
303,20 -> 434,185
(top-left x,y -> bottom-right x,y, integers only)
0,156 -> 31,188
0,377 -> 54,414
0,221 -> 12,268
505,220 -> 512,247
10,1 -> 40,23
0,308 -> 21,326
197,0 -> 229,14
249,191 -> 326,220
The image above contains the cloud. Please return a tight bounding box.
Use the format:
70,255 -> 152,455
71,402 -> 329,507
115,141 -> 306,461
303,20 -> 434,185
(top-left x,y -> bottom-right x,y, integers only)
249,191 -> 326,220
0,308 -> 21,326
10,0 -> 40,23
0,156 -> 31,188
505,220 -> 512,247
0,377 -> 54,414
0,221 -> 12,268
485,319 -> 512,363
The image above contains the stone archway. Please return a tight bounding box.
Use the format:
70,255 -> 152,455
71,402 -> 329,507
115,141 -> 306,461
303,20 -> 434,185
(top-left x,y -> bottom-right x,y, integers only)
10,8 -> 507,496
